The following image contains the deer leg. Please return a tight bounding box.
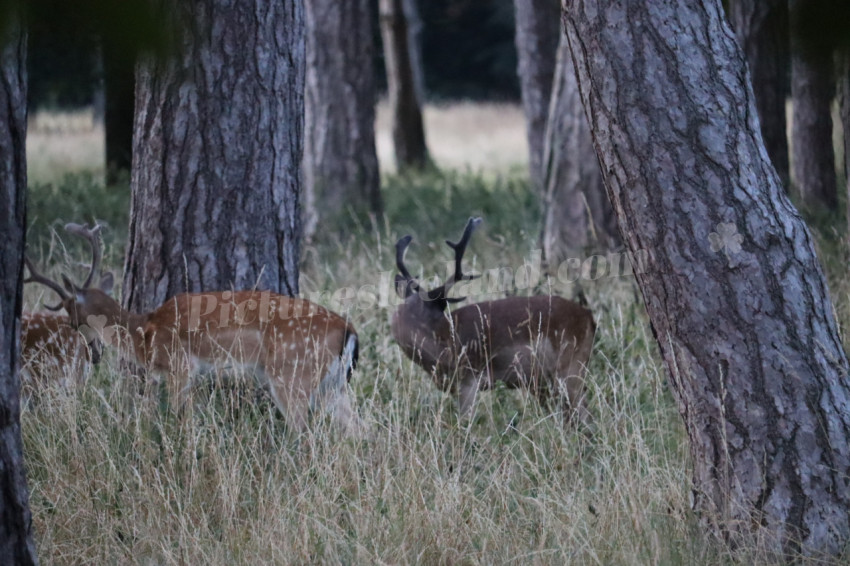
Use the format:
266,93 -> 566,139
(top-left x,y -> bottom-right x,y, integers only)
266,373 -> 310,433
458,373 -> 479,419
557,360 -> 591,426
308,354 -> 365,437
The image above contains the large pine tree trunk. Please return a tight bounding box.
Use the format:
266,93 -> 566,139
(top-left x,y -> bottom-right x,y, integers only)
513,0 -> 560,193
790,0 -> 837,210
728,0 -> 790,188
123,0 -> 304,313
0,14 -> 39,565
564,0 -> 850,557
379,0 -> 430,170
303,0 -> 381,240
541,32 -> 617,263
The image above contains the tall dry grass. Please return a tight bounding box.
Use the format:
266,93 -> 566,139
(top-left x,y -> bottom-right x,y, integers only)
21,104 -> 850,565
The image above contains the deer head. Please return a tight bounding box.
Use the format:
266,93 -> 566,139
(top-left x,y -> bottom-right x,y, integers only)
24,223 -> 116,357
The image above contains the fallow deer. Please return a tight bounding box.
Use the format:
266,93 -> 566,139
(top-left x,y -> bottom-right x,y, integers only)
20,311 -> 97,394
26,223 -> 361,434
391,217 -> 595,424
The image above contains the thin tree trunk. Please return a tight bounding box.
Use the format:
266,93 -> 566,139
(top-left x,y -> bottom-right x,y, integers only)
124,0 -> 304,314
541,32 -> 617,264
565,0 -> 850,557
103,42 -> 134,186
402,0 -> 425,105
729,0 -> 790,188
303,0 -> 381,240
840,54 -> 850,238
513,0 -> 560,193
790,0 -> 837,210
0,12 -> 39,565
379,0 -> 430,170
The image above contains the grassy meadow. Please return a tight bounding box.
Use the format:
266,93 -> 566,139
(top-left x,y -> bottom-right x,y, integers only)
20,105 -> 850,565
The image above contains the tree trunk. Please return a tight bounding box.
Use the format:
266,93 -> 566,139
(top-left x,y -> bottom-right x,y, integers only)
123,0 -> 304,314
790,0 -> 837,210
103,43 -> 134,186
379,0 -> 430,170
564,0 -> 850,558
840,54 -> 850,237
541,32 -> 618,264
402,0 -> 426,105
728,0 -> 790,189
0,13 -> 39,565
303,0 -> 381,241
513,0 -> 560,193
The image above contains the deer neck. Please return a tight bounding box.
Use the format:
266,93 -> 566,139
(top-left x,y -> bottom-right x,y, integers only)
392,301 -> 454,370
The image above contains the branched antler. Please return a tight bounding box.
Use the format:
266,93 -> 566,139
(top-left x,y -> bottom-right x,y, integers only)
64,223 -> 103,288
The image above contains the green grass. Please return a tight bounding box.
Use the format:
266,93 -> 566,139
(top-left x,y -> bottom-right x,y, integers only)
21,168 -> 849,565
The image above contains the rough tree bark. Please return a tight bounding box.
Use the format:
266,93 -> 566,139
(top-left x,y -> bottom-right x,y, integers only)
728,0 -> 790,188
0,13 -> 39,565
123,0 -> 304,313
541,32 -> 618,264
790,0 -> 837,210
303,0 -> 381,240
379,0 -> 430,170
564,0 -> 850,558
513,0 -> 560,193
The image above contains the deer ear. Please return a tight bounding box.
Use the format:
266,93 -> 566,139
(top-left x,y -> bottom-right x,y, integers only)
99,272 -> 115,295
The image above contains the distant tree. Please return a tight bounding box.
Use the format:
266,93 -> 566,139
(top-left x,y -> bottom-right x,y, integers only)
123,0 -> 304,313
541,33 -> 617,264
0,10 -> 39,564
565,0 -> 850,557
102,42 -> 133,185
789,0 -> 836,210
379,0 -> 430,170
303,0 -> 381,240
728,0 -> 790,188
402,0 -> 425,104
512,0 -> 559,193
840,56 -> 850,232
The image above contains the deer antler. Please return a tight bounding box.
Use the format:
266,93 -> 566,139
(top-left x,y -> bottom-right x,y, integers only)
395,234 -> 422,297
444,217 -> 482,294
64,223 -> 103,289
23,257 -> 69,311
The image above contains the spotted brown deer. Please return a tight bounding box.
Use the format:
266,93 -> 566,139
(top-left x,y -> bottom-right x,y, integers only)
26,223 -> 361,434
20,311 -> 96,394
391,218 -> 595,424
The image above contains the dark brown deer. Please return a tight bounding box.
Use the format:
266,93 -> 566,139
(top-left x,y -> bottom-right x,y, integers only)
391,218 -> 595,424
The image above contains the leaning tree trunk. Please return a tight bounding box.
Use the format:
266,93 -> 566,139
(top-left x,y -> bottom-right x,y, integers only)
541,32 -> 617,264
790,0 -> 837,210
513,0 -> 560,193
124,0 -> 304,313
728,0 -> 790,189
0,13 -> 39,565
379,0 -> 430,170
564,0 -> 850,558
303,0 -> 381,241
